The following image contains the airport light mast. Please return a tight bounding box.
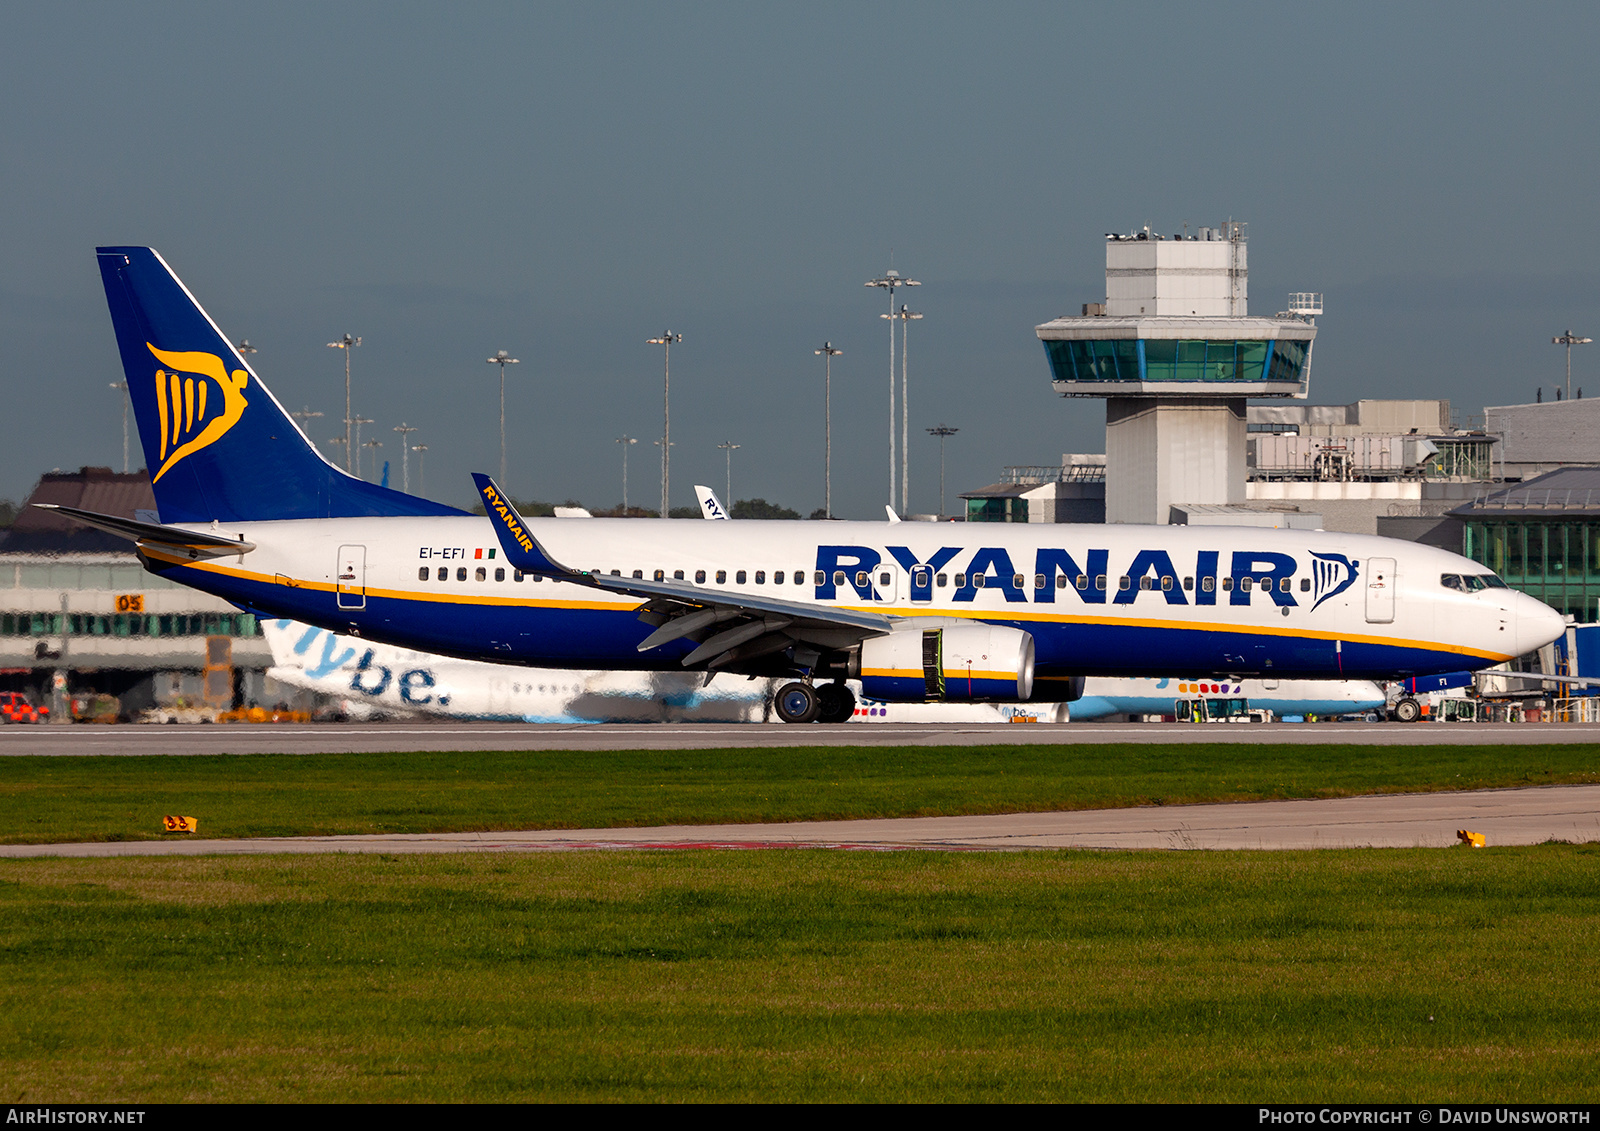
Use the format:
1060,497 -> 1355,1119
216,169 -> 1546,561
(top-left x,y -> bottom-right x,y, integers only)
485,349 -> 520,485
647,332 -> 682,518
881,305 -> 923,513
614,435 -> 638,512
866,269 -> 919,508
411,444 -> 428,495
393,423 -> 419,493
352,416 -> 375,479
108,382 -> 129,474
1553,331 -> 1592,401
718,441 -> 741,509
927,424 -> 959,519
326,334 -> 361,472
814,342 -> 841,518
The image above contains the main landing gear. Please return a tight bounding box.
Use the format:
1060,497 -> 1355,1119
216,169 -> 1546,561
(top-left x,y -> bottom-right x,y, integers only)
774,681 -> 856,724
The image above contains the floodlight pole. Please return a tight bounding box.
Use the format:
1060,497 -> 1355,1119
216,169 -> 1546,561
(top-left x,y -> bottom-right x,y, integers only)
647,333 -> 681,518
866,269 -> 918,509
109,382 -> 129,473
814,342 -> 841,517
326,333 -> 361,471
895,307 -> 923,513
615,435 -> 638,511
411,444 -> 428,494
927,425 -> 959,519
485,350 -> 520,485
352,416 -> 375,479
1553,331 -> 1592,401
718,441 -> 741,508
393,424 -> 419,492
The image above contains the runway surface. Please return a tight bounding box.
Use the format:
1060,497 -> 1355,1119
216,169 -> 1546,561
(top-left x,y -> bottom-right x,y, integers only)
5,784 -> 1597,857
6,720 -> 1600,756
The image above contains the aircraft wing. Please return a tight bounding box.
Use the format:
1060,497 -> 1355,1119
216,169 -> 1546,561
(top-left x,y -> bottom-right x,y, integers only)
33,503 -> 255,558
473,474 -> 892,670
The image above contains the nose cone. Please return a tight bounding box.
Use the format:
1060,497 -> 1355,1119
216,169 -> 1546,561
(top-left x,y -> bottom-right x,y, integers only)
1512,592 -> 1566,656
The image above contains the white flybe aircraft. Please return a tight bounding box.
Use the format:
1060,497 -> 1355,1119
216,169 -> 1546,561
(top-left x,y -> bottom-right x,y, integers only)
263,617 -> 1385,724
48,247 -> 1563,725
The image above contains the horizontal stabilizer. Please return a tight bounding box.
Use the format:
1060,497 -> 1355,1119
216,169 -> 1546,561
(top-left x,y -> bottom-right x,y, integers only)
34,503 -> 255,555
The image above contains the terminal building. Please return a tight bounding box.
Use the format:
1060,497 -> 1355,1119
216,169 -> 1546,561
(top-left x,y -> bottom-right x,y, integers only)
0,467 -> 277,720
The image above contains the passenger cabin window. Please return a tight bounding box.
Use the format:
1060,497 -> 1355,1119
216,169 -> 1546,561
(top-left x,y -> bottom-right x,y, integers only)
418,567 -> 429,581
833,571 -> 846,586
755,571 -> 766,584
653,569 -> 665,582
717,570 -> 727,584
1076,575 -> 1088,590
879,571 -> 892,587
936,573 -> 948,587
1202,577 -> 1215,592
1161,576 -> 1173,591
954,573 -> 966,588
1221,577 -> 1233,592
855,570 -> 868,587
1139,577 -> 1152,591
674,570 -> 684,580
773,570 -> 784,585
475,567 -> 487,581
1183,576 -> 1194,591
1095,575 -> 1106,590
1240,577 -> 1253,592
973,574 -> 986,589
1300,578 -> 1311,591
437,567 -> 448,581
814,571 -> 825,585
1013,574 -> 1025,589
737,570 -> 747,584
495,568 -> 505,582
695,570 -> 706,584
793,571 -> 804,585
1119,576 -> 1131,591
633,570 -> 643,579
1279,578 -> 1291,593
514,570 -> 525,582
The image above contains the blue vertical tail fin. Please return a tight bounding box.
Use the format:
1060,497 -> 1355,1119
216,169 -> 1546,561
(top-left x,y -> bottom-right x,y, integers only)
96,247 -> 464,522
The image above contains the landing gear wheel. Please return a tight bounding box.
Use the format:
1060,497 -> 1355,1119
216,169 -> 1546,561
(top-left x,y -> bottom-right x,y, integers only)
1394,697 -> 1422,723
816,682 -> 856,724
774,681 -> 820,724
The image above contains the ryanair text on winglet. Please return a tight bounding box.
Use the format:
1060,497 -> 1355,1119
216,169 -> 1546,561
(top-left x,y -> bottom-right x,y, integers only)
480,483 -> 535,553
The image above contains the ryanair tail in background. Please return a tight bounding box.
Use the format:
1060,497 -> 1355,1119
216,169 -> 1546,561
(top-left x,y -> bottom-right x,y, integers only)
96,247 -> 464,524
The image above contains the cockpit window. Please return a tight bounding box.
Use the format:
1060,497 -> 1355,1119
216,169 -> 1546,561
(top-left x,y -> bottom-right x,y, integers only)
1444,572 -> 1509,591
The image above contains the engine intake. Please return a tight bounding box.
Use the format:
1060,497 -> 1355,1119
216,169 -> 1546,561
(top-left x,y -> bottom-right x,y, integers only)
855,624 -> 1035,702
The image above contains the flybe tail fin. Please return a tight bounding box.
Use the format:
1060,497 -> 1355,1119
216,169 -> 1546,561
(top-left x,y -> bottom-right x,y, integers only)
95,247 -> 464,523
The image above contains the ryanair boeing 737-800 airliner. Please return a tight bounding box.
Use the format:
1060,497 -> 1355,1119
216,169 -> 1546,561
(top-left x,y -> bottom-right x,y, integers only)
47,247 -> 1563,723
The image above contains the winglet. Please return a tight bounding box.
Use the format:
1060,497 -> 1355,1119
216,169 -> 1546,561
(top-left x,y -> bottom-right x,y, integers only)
885,505 -> 902,525
695,485 -> 730,520
471,473 -> 577,575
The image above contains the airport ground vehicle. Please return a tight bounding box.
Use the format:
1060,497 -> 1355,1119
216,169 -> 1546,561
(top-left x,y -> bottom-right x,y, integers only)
1173,696 -> 1254,723
48,247 -> 1567,724
0,692 -> 47,723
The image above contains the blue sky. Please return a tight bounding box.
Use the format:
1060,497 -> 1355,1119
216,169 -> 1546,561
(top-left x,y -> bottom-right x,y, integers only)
3,2 -> 1597,516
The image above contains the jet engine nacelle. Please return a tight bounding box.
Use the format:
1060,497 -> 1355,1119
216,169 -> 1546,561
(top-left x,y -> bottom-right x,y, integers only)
853,624 -> 1035,702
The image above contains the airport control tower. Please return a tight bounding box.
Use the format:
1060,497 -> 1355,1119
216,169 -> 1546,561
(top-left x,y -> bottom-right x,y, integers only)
1036,222 -> 1318,524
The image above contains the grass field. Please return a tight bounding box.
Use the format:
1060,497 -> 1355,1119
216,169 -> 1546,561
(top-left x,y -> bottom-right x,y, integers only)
3,846 -> 1598,1102
2,742 -> 1599,844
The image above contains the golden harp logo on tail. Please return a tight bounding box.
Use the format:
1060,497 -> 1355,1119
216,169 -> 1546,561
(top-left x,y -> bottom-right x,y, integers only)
146,344 -> 249,483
